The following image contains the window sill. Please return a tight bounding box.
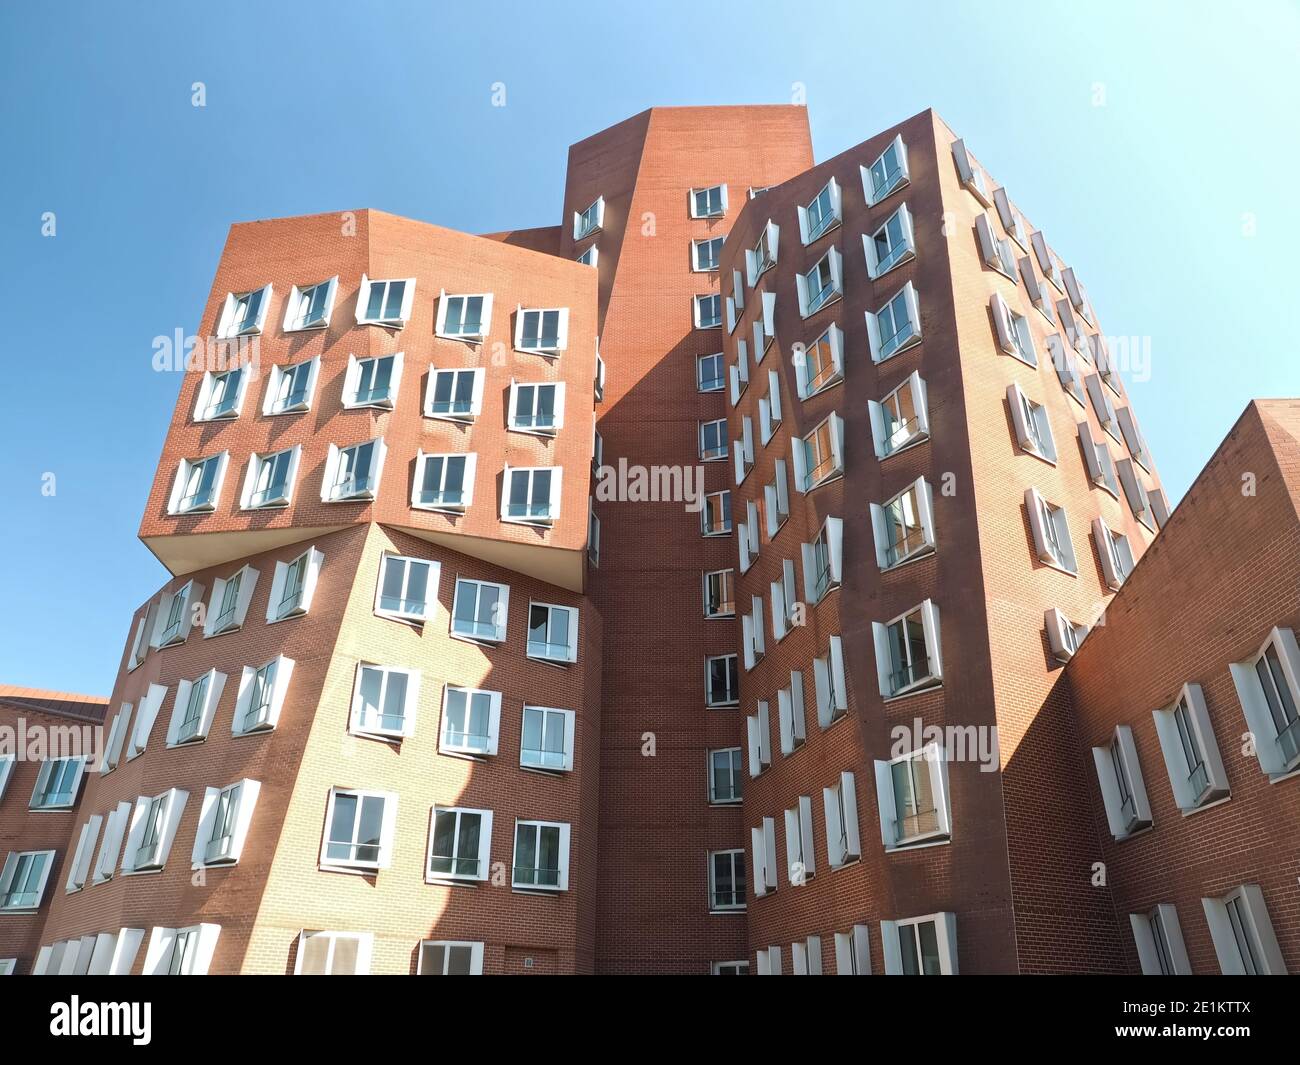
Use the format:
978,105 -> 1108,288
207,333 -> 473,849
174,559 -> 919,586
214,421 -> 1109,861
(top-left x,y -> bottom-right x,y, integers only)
883,679 -> 942,704
870,248 -> 915,282
435,331 -> 486,344
356,318 -> 407,329
873,334 -> 922,365
706,701 -> 740,711
1037,557 -> 1078,579
319,862 -> 383,877
884,835 -> 952,854
1180,793 -> 1232,818
800,291 -> 843,321
802,217 -> 842,247
708,906 -> 748,915
449,630 -> 505,648
881,546 -> 935,574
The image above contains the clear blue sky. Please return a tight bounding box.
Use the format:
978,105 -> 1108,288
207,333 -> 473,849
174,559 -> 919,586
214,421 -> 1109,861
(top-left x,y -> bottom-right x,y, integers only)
2,0 -> 1297,695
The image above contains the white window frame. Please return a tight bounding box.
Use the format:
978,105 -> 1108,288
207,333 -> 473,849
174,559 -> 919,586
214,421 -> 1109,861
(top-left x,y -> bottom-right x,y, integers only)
168,452 -> 229,515
1202,885 -> 1287,975
412,450 -> 476,513
266,546 -> 324,623
500,465 -> 562,526
240,446 -> 301,510
418,940 -> 485,975
520,705 -> 576,773
526,601 -> 579,664
342,352 -> 404,410
797,176 -> 842,245
573,196 -> 604,240
28,756 -> 87,811
1130,904 -> 1192,976
426,806 -> 493,884
881,912 -> 958,975
791,411 -> 844,493
1229,626 -> 1300,778
356,274 -> 415,328
143,923 -> 221,975
1045,607 -> 1088,663
747,702 -> 771,777
870,478 -> 936,572
866,281 -> 922,363
216,284 -> 272,338
513,306 -> 570,355
694,293 -> 722,329
0,849 -> 56,912
708,849 -> 747,912
450,577 -> 509,643
689,184 -> 728,219
193,365 -> 251,422
874,744 -> 951,850
294,930 -> 373,976
692,235 -> 724,272
121,787 -> 189,874
708,747 -> 743,804
795,246 -> 843,318
320,787 -> 397,873
873,599 -> 943,699
835,925 -> 872,975
321,438 -> 387,502
863,202 -> 915,279
348,663 -> 421,741
439,685 -> 502,758
869,371 -> 929,459
1152,683 -> 1230,812
164,668 -> 227,747
1025,487 -> 1078,574
232,655 -> 294,736
374,552 -> 438,624
706,653 -> 739,708
262,355 -> 321,416
1091,725 -> 1153,840
1092,516 -> 1134,590
823,770 -> 861,868
282,276 -> 338,332
435,290 -> 494,342
191,778 -> 261,868
861,134 -> 909,206
511,819 -> 571,893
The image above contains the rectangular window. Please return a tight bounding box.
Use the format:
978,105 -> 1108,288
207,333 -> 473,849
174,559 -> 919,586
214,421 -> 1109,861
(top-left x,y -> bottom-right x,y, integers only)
1091,726 -> 1153,839
123,788 -> 187,873
706,654 -> 739,707
512,820 -> 570,891
243,447 -> 298,509
440,686 -> 501,757
871,480 -> 935,570
419,941 -> 484,975
746,220 -> 779,284
347,353 -> 401,408
1230,627 -> 1300,777
527,602 -> 578,664
777,672 -> 807,754
869,373 -> 928,459
155,579 -> 199,647
0,850 -> 54,911
812,637 -> 847,728
267,547 -> 322,623
195,367 -> 246,421
797,323 -> 844,398
1007,384 -> 1056,462
862,134 -> 909,205
690,184 -> 727,218
1203,886 -> 1286,975
709,747 -> 743,803
197,779 -> 258,866
509,381 -> 563,435
436,292 -> 492,340
867,282 -> 922,362
835,926 -> 872,975
577,245 -> 597,267
235,655 -> 289,734
427,807 -> 492,882
701,489 -> 731,536
704,568 -> 735,618
283,277 -> 337,331
295,931 -> 372,976
697,352 -> 725,392
217,285 -> 270,338
823,771 -> 861,867
991,293 -> 1038,367
784,795 -> 815,884
876,746 -> 950,848
1026,488 -> 1078,573
358,276 -> 413,326
323,439 -> 384,502
376,553 -> 436,622
699,418 -> 728,461
793,413 -> 843,491
170,453 -> 227,514
694,293 -> 722,329
799,177 -> 841,244
28,757 -> 85,810
1045,607 -> 1088,663
1092,517 -> 1134,589
1131,904 -> 1190,975
864,203 -> 915,279
692,236 -> 724,272
264,356 -> 319,415
349,664 -> 419,740
873,600 -> 942,698
413,451 -> 474,512
142,924 -> 220,975
515,308 -> 568,354
167,669 -> 225,746
796,247 -> 842,317
574,197 -> 604,239
321,788 -> 394,871
451,577 -> 509,642
1152,684 -> 1229,810
708,850 -> 747,911
520,705 -> 575,771
502,466 -> 561,525
883,913 -> 958,975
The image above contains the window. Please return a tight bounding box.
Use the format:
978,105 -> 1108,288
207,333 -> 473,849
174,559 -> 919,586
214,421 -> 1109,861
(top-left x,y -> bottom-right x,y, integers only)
413,451 -> 476,512
747,702 -> 772,777
738,500 -> 759,573
699,419 -> 728,461
796,247 -> 843,317
742,595 -> 765,670
1092,517 -> 1134,590
769,559 -> 798,641
1078,422 -> 1119,495
750,816 -> 777,896
870,479 -> 935,570
322,439 -> 385,502
154,579 -> 201,648
1118,407 -> 1153,470
712,961 -> 749,975
751,290 -> 777,357
1021,258 -> 1056,323
708,850 -> 747,911
0,755 -> 12,801
756,946 -> 782,975
594,351 -> 606,401
263,356 -> 320,415
798,177 -> 841,244
435,291 -> 493,341
777,671 -> 807,754
690,184 -> 727,218
144,924 -> 220,975
875,745 -> 950,849
692,236 -> 724,272
869,371 -> 929,458
1091,726 -> 1152,840
993,188 -> 1027,249
356,274 -> 414,327
588,503 -> 600,565
792,412 -> 844,492
703,569 -> 736,619
501,466 -> 562,526
28,757 -> 86,810
735,415 -> 755,482
194,366 -> 248,421
576,245 -> 598,267
0,850 -> 55,911
92,802 -> 131,884
574,196 -> 604,240
697,352 -> 725,392
1150,683 -> 1230,811
427,806 -> 492,882
823,771 -> 861,868
1064,267 -> 1095,324
694,293 -> 722,329
349,664 -> 420,740
813,636 -> 848,728
976,213 -> 1018,278
521,706 -> 576,771
266,546 -> 323,623
283,277 -> 337,331
873,600 -> 942,698
709,748 -> 743,803
1130,904 -> 1191,976
784,798 -> 816,882
125,683 -> 167,760
1086,374 -> 1121,441
1048,334 -> 1085,405
1031,232 -> 1062,289
1202,885 -> 1287,975
419,941 -> 484,975
701,489 -> 731,535
990,292 -> 1037,367
508,381 -> 564,436
343,352 -> 403,409
863,203 -> 915,278
450,577 -> 509,642
835,926 -> 872,975
800,515 -> 844,604
745,220 -> 780,284
795,323 -> 844,399
193,779 -> 260,867
791,937 -> 823,975
1230,627 -> 1300,778
882,913 -> 958,975
216,285 -> 271,338
65,815 -> 102,893
168,453 -> 228,514
866,282 -> 922,362
232,656 -> 293,736
1117,458 -> 1155,528
706,654 -> 739,707
241,446 -> 300,509
122,788 -> 188,873
1026,488 -> 1078,573
861,134 -> 909,205
764,460 -> 791,538
515,307 -> 569,354
321,788 -> 396,871
440,686 -> 501,757
165,669 -> 226,746
1045,608 -> 1088,663
372,552 -> 437,623
512,820 -> 570,891
527,602 -> 579,664
294,930 -> 372,976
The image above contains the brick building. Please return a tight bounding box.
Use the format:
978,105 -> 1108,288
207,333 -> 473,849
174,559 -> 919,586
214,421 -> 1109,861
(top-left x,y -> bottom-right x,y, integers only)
1,106 -> 1294,974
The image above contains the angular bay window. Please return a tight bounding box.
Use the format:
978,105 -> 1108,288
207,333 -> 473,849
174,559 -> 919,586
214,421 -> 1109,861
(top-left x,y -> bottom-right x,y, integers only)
194,366 -> 248,421
192,779 -> 260,867
515,307 -> 569,354
777,671 -> 807,754
764,460 -> 791,538
165,669 -> 226,746
168,453 -> 228,514
266,546 -> 323,623
871,478 -> 936,571
742,595 -> 765,670
440,686 -> 501,757
527,602 -> 578,664
1026,488 -> 1078,573
349,664 -> 420,741
866,282 -> 921,362
241,446 -> 300,509
294,931 -> 372,976
875,744 -> 951,849
690,183 -> 727,218
232,655 -> 294,735
450,577 -> 509,643
1078,422 -> 1119,495
28,757 -> 86,810
861,134 -> 909,206
1202,885 -> 1287,975
745,219 -> 780,285
752,290 -> 777,359
975,213 -> 1018,278
263,356 -> 320,415
1118,458 -> 1155,529
123,788 -> 189,874
1091,726 -> 1153,840
798,177 -> 842,244
521,705 -> 575,771
1021,257 -> 1056,323
1045,607 -> 1088,663
321,788 -> 395,872
784,795 -> 816,884
436,291 -> 492,341
1007,384 -> 1056,462
709,747 -> 743,803
813,636 -> 847,728
216,285 -> 271,338
709,850 -> 747,911
750,816 -> 777,897
1031,232 -> 1063,290
747,702 -> 772,777
993,187 -> 1026,249
1152,683 -> 1230,811
795,322 -> 844,399
1118,407 -> 1153,470
512,820 -> 570,891
1230,627 -> 1300,778
706,654 -> 739,707
573,196 -> 604,240
1092,517 -> 1134,590
1048,334 -> 1086,405
1086,374 -> 1121,442
145,924 -> 220,975
835,926 -> 872,975
282,277 -> 337,332
501,466 -> 561,525
413,451 -> 475,512
375,553 -> 437,623
796,246 -> 843,317
823,771 -> 861,868
154,579 -> 202,648
951,138 -> 991,205
322,439 -> 385,502
869,371 -> 929,458
356,274 -> 414,327
792,412 -> 844,492
864,203 -> 915,279
344,352 -> 402,409
882,913 -> 958,975
990,292 -> 1037,367
1131,904 -> 1192,976
427,807 -> 492,883
873,600 -> 942,698
802,515 -> 844,604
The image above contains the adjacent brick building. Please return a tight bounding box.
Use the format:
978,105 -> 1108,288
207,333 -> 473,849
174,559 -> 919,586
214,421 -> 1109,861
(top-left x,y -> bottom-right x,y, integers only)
2,106 -> 1294,974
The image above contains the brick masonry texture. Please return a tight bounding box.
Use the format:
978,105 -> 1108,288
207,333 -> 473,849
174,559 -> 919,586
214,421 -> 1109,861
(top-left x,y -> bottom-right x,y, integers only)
5,105 -> 1296,976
